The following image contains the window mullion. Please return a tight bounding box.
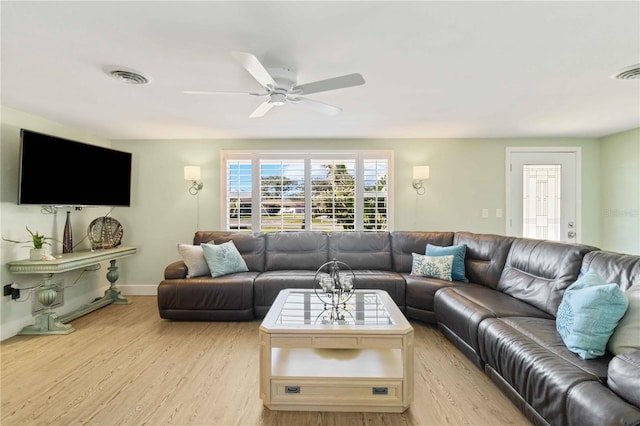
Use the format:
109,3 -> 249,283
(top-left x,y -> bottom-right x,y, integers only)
251,155 -> 261,231
304,158 -> 312,230
355,156 -> 364,231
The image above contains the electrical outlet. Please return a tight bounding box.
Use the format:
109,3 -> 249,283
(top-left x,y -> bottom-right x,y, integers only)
482,208 -> 489,218
4,283 -> 20,300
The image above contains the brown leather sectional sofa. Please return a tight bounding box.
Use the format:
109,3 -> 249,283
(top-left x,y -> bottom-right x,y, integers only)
157,230 -> 640,426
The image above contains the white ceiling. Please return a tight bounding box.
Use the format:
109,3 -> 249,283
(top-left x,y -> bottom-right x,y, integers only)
2,1 -> 639,140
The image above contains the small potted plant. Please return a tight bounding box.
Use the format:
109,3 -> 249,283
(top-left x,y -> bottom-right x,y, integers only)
3,226 -> 57,260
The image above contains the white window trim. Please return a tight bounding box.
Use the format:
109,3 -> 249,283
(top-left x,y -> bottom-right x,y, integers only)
220,150 -> 394,232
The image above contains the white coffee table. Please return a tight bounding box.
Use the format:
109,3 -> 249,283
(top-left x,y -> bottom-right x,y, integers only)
259,289 -> 414,412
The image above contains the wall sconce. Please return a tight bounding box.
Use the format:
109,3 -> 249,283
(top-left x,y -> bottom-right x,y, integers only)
184,166 -> 203,195
412,166 -> 430,195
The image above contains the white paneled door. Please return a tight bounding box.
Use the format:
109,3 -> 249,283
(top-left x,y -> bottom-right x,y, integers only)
506,148 -> 581,243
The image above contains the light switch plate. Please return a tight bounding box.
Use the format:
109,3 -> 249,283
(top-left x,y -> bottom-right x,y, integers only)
482,208 -> 489,218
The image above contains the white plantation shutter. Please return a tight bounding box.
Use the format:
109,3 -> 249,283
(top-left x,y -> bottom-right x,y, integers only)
310,160 -> 356,231
260,160 -> 305,232
223,151 -> 392,232
363,159 -> 388,230
226,159 -> 252,231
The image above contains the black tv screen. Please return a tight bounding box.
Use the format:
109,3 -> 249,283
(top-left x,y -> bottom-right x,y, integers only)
18,129 -> 132,207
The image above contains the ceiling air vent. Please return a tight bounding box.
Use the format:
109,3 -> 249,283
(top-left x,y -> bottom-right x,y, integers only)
612,63 -> 640,80
105,67 -> 150,85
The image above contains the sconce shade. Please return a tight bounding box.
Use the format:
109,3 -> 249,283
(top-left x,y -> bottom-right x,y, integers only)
413,166 -> 430,180
184,166 -> 201,181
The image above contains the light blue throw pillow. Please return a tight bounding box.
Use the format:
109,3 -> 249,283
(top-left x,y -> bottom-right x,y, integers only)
426,243 -> 467,281
410,253 -> 453,281
201,241 -> 249,278
556,271 -> 629,359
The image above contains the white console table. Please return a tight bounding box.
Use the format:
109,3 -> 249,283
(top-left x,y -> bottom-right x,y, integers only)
7,246 -> 137,335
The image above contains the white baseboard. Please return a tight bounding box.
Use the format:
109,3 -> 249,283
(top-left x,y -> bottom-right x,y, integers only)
119,284 -> 157,296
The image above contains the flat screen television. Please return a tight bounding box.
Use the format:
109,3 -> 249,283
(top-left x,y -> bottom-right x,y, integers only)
18,129 -> 132,207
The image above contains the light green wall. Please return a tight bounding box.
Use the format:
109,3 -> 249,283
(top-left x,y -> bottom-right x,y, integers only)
2,105 -> 636,340
109,136 -> 602,292
600,128 -> 640,254
0,107 -> 120,339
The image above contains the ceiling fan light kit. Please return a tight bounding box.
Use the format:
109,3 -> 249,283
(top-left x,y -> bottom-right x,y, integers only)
185,51 -> 365,118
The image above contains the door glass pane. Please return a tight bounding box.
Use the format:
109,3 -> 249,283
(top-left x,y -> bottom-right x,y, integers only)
522,165 -> 561,240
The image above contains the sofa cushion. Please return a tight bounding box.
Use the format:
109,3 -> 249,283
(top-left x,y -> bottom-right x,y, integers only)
478,317 -> 609,426
193,231 -> 265,272
479,317 -> 612,381
410,253 -> 453,281
566,380 -> 640,426
453,232 -> 515,289
177,243 -> 209,278
264,231 -> 329,270
556,271 -> 629,359
608,350 -> 640,407
580,250 -> 640,292
329,231 -> 393,270
202,241 -> 249,277
253,270 -> 320,317
350,270 -> 406,308
157,272 -> 257,321
435,285 -> 552,367
390,231 -> 454,273
498,238 -> 594,316
404,274 -> 455,323
426,243 -> 466,281
608,286 -> 640,355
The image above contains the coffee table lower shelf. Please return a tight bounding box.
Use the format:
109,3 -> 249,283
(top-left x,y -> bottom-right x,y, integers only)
263,347 -> 407,413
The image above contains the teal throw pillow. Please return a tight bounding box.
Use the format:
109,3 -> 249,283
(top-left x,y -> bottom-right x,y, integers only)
201,241 -> 249,278
410,253 -> 453,281
426,243 -> 467,281
556,271 -> 629,359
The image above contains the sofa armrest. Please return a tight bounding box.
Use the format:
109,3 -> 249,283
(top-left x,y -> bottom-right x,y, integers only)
164,261 -> 188,280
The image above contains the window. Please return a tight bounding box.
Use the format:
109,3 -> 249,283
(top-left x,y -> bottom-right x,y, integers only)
222,151 -> 392,232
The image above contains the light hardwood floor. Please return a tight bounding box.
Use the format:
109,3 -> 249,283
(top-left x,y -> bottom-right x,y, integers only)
1,296 -> 530,426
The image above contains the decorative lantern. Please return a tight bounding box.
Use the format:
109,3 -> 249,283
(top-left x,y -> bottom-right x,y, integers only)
313,258 -> 357,322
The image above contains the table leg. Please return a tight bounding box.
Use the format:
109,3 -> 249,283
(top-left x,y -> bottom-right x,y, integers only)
260,331 -> 272,406
56,259 -> 132,324
103,259 -> 131,304
19,274 -> 74,335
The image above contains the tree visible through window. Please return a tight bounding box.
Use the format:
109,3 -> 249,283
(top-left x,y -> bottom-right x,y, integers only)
222,151 -> 392,232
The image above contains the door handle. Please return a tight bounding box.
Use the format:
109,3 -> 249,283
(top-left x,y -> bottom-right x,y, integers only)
567,231 -> 576,238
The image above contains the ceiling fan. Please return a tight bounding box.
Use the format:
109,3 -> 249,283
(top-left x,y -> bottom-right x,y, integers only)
184,51 -> 366,118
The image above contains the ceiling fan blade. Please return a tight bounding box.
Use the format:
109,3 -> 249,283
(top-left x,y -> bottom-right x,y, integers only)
232,51 -> 277,89
249,101 -> 275,118
183,90 -> 265,96
293,73 -> 365,95
290,97 -> 342,116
